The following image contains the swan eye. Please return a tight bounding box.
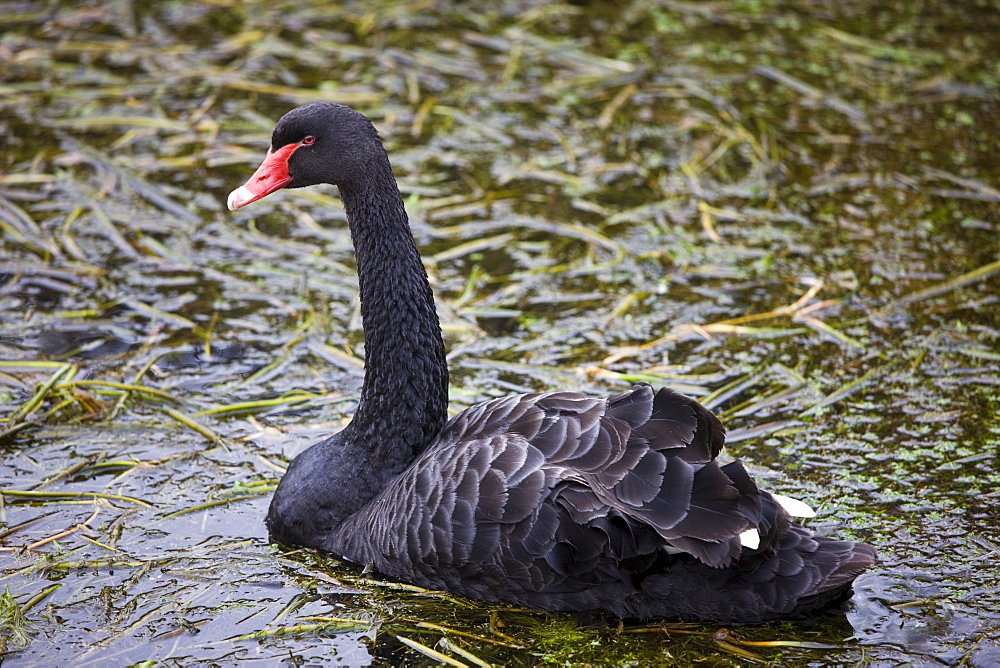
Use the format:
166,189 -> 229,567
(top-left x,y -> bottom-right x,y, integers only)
302,136 -> 316,145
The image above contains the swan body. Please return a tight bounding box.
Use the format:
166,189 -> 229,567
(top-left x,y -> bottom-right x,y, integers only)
229,103 -> 875,623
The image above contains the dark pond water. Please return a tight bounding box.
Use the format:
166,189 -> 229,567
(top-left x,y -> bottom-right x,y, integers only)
2,1 -> 998,664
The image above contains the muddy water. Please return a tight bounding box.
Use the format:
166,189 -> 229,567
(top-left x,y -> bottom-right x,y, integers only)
1,1 -> 998,664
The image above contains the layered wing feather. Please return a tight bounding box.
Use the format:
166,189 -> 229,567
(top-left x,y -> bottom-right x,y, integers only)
330,383 -> 874,621
338,386 -> 742,579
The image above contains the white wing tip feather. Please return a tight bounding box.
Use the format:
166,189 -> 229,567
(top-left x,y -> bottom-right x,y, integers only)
771,493 -> 817,518
740,528 -> 760,550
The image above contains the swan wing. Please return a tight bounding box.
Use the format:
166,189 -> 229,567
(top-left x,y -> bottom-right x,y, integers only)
340,384 -> 767,589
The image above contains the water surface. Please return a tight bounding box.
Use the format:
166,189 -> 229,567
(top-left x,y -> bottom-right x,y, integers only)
2,1 -> 998,664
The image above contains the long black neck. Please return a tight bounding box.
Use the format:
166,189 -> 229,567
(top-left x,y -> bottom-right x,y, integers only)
264,116 -> 451,551
337,153 -> 449,475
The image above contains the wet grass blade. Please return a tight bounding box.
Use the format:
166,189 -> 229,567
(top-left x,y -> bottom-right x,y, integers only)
18,584 -> 62,613
437,637 -> 492,668
0,513 -> 57,540
897,258 -> 1000,306
223,621 -> 361,640
414,621 -> 524,648
6,364 -> 75,425
714,638 -> 764,661
49,116 -> 189,130
161,408 -> 225,446
19,506 -> 102,551
59,380 -> 178,402
700,371 -> 761,411
800,364 -> 889,417
161,494 -> 270,519
221,79 -> 382,105
396,634 -> 470,667
195,393 -> 321,417
752,64 -> 864,120
430,234 -> 515,264
729,383 -> 807,418
30,453 -> 107,491
725,420 -> 805,443
120,296 -> 197,329
0,195 -> 60,258
0,490 -> 152,507
796,315 -> 866,350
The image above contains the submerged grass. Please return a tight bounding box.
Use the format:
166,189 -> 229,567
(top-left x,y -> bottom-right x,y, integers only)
1,0 -> 998,664
0,586 -> 31,651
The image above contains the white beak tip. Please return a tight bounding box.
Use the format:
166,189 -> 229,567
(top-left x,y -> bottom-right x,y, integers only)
227,186 -> 254,211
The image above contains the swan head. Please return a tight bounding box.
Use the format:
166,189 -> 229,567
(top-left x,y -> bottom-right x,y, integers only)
228,103 -> 384,211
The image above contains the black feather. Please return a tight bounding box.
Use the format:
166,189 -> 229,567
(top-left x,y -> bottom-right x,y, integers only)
248,104 -> 878,624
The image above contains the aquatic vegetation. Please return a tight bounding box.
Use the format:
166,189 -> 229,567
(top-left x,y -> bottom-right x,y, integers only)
1,0 -> 998,664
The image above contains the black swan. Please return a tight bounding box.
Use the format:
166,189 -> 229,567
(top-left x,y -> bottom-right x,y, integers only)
228,103 -> 876,624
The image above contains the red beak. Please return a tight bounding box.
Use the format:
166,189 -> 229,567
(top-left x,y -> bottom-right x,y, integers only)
227,143 -> 300,211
